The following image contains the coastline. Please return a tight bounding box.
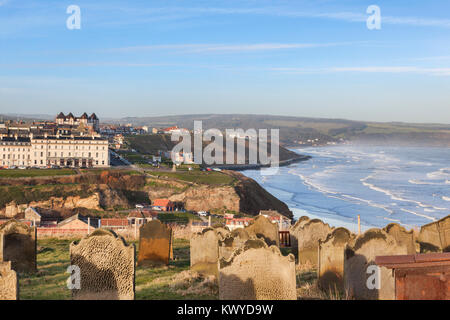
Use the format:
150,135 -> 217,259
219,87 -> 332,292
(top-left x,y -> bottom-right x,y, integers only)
211,154 -> 311,171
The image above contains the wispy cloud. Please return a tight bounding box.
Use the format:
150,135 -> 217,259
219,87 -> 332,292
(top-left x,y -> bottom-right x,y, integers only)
95,6 -> 450,29
107,42 -> 357,54
410,56 -> 450,62
270,66 -> 450,76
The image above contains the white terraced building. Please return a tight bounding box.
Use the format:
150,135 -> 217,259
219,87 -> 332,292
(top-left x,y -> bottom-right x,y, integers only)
0,134 -> 109,168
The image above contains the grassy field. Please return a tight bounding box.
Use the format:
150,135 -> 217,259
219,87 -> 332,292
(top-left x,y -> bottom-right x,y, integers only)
147,171 -> 236,186
19,238 -> 217,300
18,238 -> 338,300
0,169 -> 77,178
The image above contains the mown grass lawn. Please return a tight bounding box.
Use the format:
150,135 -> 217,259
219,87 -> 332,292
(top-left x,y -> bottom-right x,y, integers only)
19,238 -> 217,300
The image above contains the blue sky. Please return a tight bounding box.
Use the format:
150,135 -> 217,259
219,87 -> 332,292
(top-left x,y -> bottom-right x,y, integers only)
0,0 -> 449,123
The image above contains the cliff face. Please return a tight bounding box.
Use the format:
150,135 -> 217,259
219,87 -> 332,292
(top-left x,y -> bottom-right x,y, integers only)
0,169 -> 293,219
146,170 -> 293,219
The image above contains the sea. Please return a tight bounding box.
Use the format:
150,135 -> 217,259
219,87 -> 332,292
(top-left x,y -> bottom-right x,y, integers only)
242,145 -> 450,232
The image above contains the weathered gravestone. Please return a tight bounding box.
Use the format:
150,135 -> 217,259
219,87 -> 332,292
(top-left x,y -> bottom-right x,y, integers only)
297,219 -> 333,267
138,220 -> 172,266
218,239 -> 296,300
289,216 -> 310,257
318,227 -> 354,292
245,215 -> 279,247
418,215 -> 449,253
0,220 -> 36,273
0,261 -> 18,300
344,228 -> 408,300
70,229 -> 135,300
219,228 -> 257,261
190,226 -> 229,276
383,223 -> 416,254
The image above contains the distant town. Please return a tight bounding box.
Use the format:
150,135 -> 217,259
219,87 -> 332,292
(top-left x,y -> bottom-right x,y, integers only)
0,112 -> 199,169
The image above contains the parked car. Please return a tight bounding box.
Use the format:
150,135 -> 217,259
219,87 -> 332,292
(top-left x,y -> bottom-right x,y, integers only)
135,204 -> 144,209
18,166 -> 27,170
198,211 -> 209,217
212,168 -> 222,172
8,166 -> 17,170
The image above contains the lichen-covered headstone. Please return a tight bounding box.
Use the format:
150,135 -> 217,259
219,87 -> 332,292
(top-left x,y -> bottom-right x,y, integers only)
383,223 -> 416,254
418,215 -> 449,253
70,229 -> 135,300
0,219 -> 36,274
0,261 -> 18,300
297,219 -> 333,267
219,228 -> 255,261
344,228 -> 408,300
245,215 -> 279,247
138,220 -> 172,266
219,239 -> 296,300
190,226 -> 229,276
318,227 -> 354,292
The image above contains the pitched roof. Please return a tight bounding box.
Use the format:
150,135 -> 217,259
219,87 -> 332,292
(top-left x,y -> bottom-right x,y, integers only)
89,113 -> 98,120
152,199 -> 173,207
80,112 -> 88,119
127,210 -> 158,219
58,214 -> 86,227
162,126 -> 178,132
56,112 -> 65,119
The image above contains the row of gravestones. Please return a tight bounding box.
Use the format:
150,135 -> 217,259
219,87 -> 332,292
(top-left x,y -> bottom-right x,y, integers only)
290,214 -> 449,300
190,215 -> 297,300
0,219 -> 174,300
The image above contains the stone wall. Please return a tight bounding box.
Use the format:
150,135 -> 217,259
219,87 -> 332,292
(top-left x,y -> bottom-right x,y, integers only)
138,220 -> 172,266
245,215 -> 279,247
318,227 -> 354,292
218,239 -> 296,300
70,229 -> 135,300
0,220 -> 37,273
297,219 -> 333,266
418,215 -> 449,252
344,228 -> 408,300
0,261 -> 18,300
